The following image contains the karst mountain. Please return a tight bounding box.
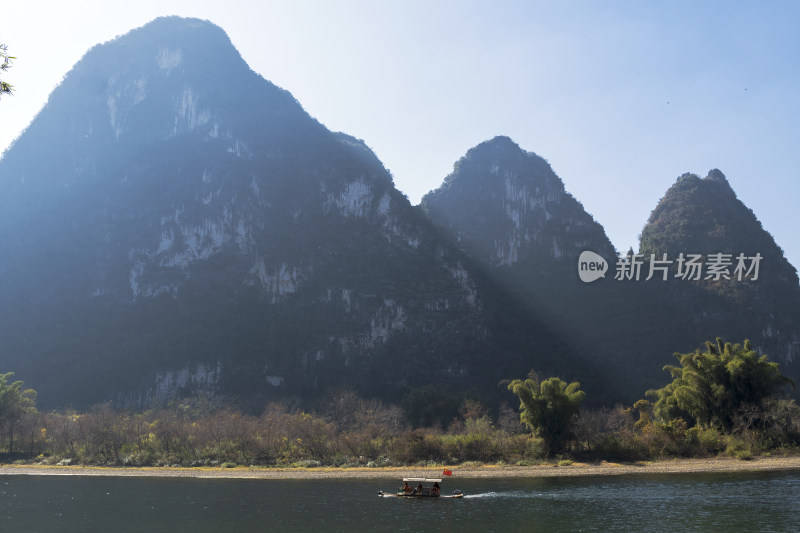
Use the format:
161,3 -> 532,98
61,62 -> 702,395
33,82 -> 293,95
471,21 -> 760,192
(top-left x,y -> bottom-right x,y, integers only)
1,17 -> 797,411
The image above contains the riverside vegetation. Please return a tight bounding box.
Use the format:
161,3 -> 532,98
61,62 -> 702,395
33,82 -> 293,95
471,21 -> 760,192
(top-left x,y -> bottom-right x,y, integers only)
1,339 -> 799,468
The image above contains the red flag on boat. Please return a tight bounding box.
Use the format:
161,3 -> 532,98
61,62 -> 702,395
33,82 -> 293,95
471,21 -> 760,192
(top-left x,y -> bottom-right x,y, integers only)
443,469 -> 452,476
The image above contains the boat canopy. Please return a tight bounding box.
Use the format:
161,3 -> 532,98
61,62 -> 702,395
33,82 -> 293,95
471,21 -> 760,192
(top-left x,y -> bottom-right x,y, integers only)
402,478 -> 442,483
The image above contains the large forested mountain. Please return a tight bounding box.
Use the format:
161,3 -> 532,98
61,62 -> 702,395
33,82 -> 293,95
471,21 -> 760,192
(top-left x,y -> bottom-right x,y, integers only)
421,136 -> 616,270
0,17 -> 579,408
1,17 -> 797,411
638,170 -> 800,376
422,142 -> 800,400
420,138 -> 654,401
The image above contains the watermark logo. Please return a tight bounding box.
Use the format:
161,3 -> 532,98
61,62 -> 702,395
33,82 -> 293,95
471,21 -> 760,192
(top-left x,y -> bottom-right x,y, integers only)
578,251 -> 608,283
578,251 -> 763,283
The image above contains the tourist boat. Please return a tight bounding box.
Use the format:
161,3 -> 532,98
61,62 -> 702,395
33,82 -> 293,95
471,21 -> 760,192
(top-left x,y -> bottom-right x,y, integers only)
378,477 -> 464,498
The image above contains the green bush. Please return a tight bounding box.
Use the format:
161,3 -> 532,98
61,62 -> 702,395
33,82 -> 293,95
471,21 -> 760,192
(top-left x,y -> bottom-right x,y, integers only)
689,426 -> 724,456
495,433 -> 534,461
442,433 -> 499,462
523,436 -> 547,460
291,459 -> 322,468
389,429 -> 447,464
582,433 -> 648,462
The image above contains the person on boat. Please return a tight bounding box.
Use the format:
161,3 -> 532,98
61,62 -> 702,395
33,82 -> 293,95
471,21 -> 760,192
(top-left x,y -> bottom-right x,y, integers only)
431,482 -> 440,496
415,483 -> 423,495
402,482 -> 412,493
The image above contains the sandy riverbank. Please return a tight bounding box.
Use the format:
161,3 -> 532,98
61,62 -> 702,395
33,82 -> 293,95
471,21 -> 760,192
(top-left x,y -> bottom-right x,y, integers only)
2,457 -> 800,480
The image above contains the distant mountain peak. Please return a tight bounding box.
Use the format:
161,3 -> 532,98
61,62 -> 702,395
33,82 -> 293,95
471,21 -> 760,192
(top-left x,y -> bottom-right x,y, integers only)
422,137 -> 614,268
677,172 -> 700,182
78,16 -> 240,80
640,168 -> 800,373
703,168 -> 736,196
462,135 -> 546,163
705,168 -> 727,182
675,169 -> 733,193
148,15 -> 216,27
640,169 -> 793,277
436,136 -> 560,195
112,16 -> 230,46
481,135 -> 522,150
1,15 -> 310,195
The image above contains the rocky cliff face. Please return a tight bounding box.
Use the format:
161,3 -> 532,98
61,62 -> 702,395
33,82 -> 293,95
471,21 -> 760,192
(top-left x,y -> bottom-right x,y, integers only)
0,18 -> 574,408
421,137 -> 638,403
421,136 -> 615,269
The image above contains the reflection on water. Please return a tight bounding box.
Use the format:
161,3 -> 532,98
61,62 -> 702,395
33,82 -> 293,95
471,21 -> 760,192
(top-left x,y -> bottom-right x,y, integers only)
1,470 -> 799,532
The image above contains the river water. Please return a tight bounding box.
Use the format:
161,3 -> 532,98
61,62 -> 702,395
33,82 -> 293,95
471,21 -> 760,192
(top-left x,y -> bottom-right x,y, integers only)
2,470 -> 798,532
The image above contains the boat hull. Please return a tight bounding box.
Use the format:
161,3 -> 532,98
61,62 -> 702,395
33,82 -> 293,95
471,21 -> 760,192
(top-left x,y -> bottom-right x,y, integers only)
377,491 -> 463,498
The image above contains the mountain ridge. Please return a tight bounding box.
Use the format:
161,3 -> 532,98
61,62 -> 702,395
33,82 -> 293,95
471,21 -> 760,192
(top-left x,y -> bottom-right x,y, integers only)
421,144 -> 800,400
1,17 -> 797,412
421,135 -> 616,269
0,17 -> 581,412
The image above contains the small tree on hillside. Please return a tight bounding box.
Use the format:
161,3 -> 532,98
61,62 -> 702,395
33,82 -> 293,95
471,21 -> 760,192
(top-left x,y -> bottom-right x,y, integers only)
648,338 -> 794,432
506,371 -> 586,456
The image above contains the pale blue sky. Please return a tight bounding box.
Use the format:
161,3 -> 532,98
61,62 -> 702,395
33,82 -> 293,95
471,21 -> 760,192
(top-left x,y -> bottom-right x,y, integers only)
2,1 -> 798,271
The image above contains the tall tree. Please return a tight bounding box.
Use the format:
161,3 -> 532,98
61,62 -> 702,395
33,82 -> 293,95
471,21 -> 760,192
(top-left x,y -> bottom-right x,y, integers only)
506,371 -> 586,455
648,338 -> 794,431
0,372 -> 37,457
1,43 -> 13,97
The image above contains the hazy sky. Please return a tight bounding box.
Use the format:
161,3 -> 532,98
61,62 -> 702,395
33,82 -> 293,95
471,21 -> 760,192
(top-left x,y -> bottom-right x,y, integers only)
2,1 -> 799,270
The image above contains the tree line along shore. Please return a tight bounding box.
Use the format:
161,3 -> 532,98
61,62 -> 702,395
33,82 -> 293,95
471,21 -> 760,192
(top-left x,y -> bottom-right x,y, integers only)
1,339 -> 799,469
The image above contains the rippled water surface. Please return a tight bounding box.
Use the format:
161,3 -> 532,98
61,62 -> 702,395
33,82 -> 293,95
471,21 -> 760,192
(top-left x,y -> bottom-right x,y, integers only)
2,470 -> 799,532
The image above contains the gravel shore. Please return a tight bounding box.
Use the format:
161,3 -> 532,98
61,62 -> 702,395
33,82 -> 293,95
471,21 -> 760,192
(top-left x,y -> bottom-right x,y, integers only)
2,457 -> 800,480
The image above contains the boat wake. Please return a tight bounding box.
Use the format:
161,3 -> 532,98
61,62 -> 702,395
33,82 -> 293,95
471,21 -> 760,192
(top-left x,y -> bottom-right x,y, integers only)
463,491 -> 548,500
